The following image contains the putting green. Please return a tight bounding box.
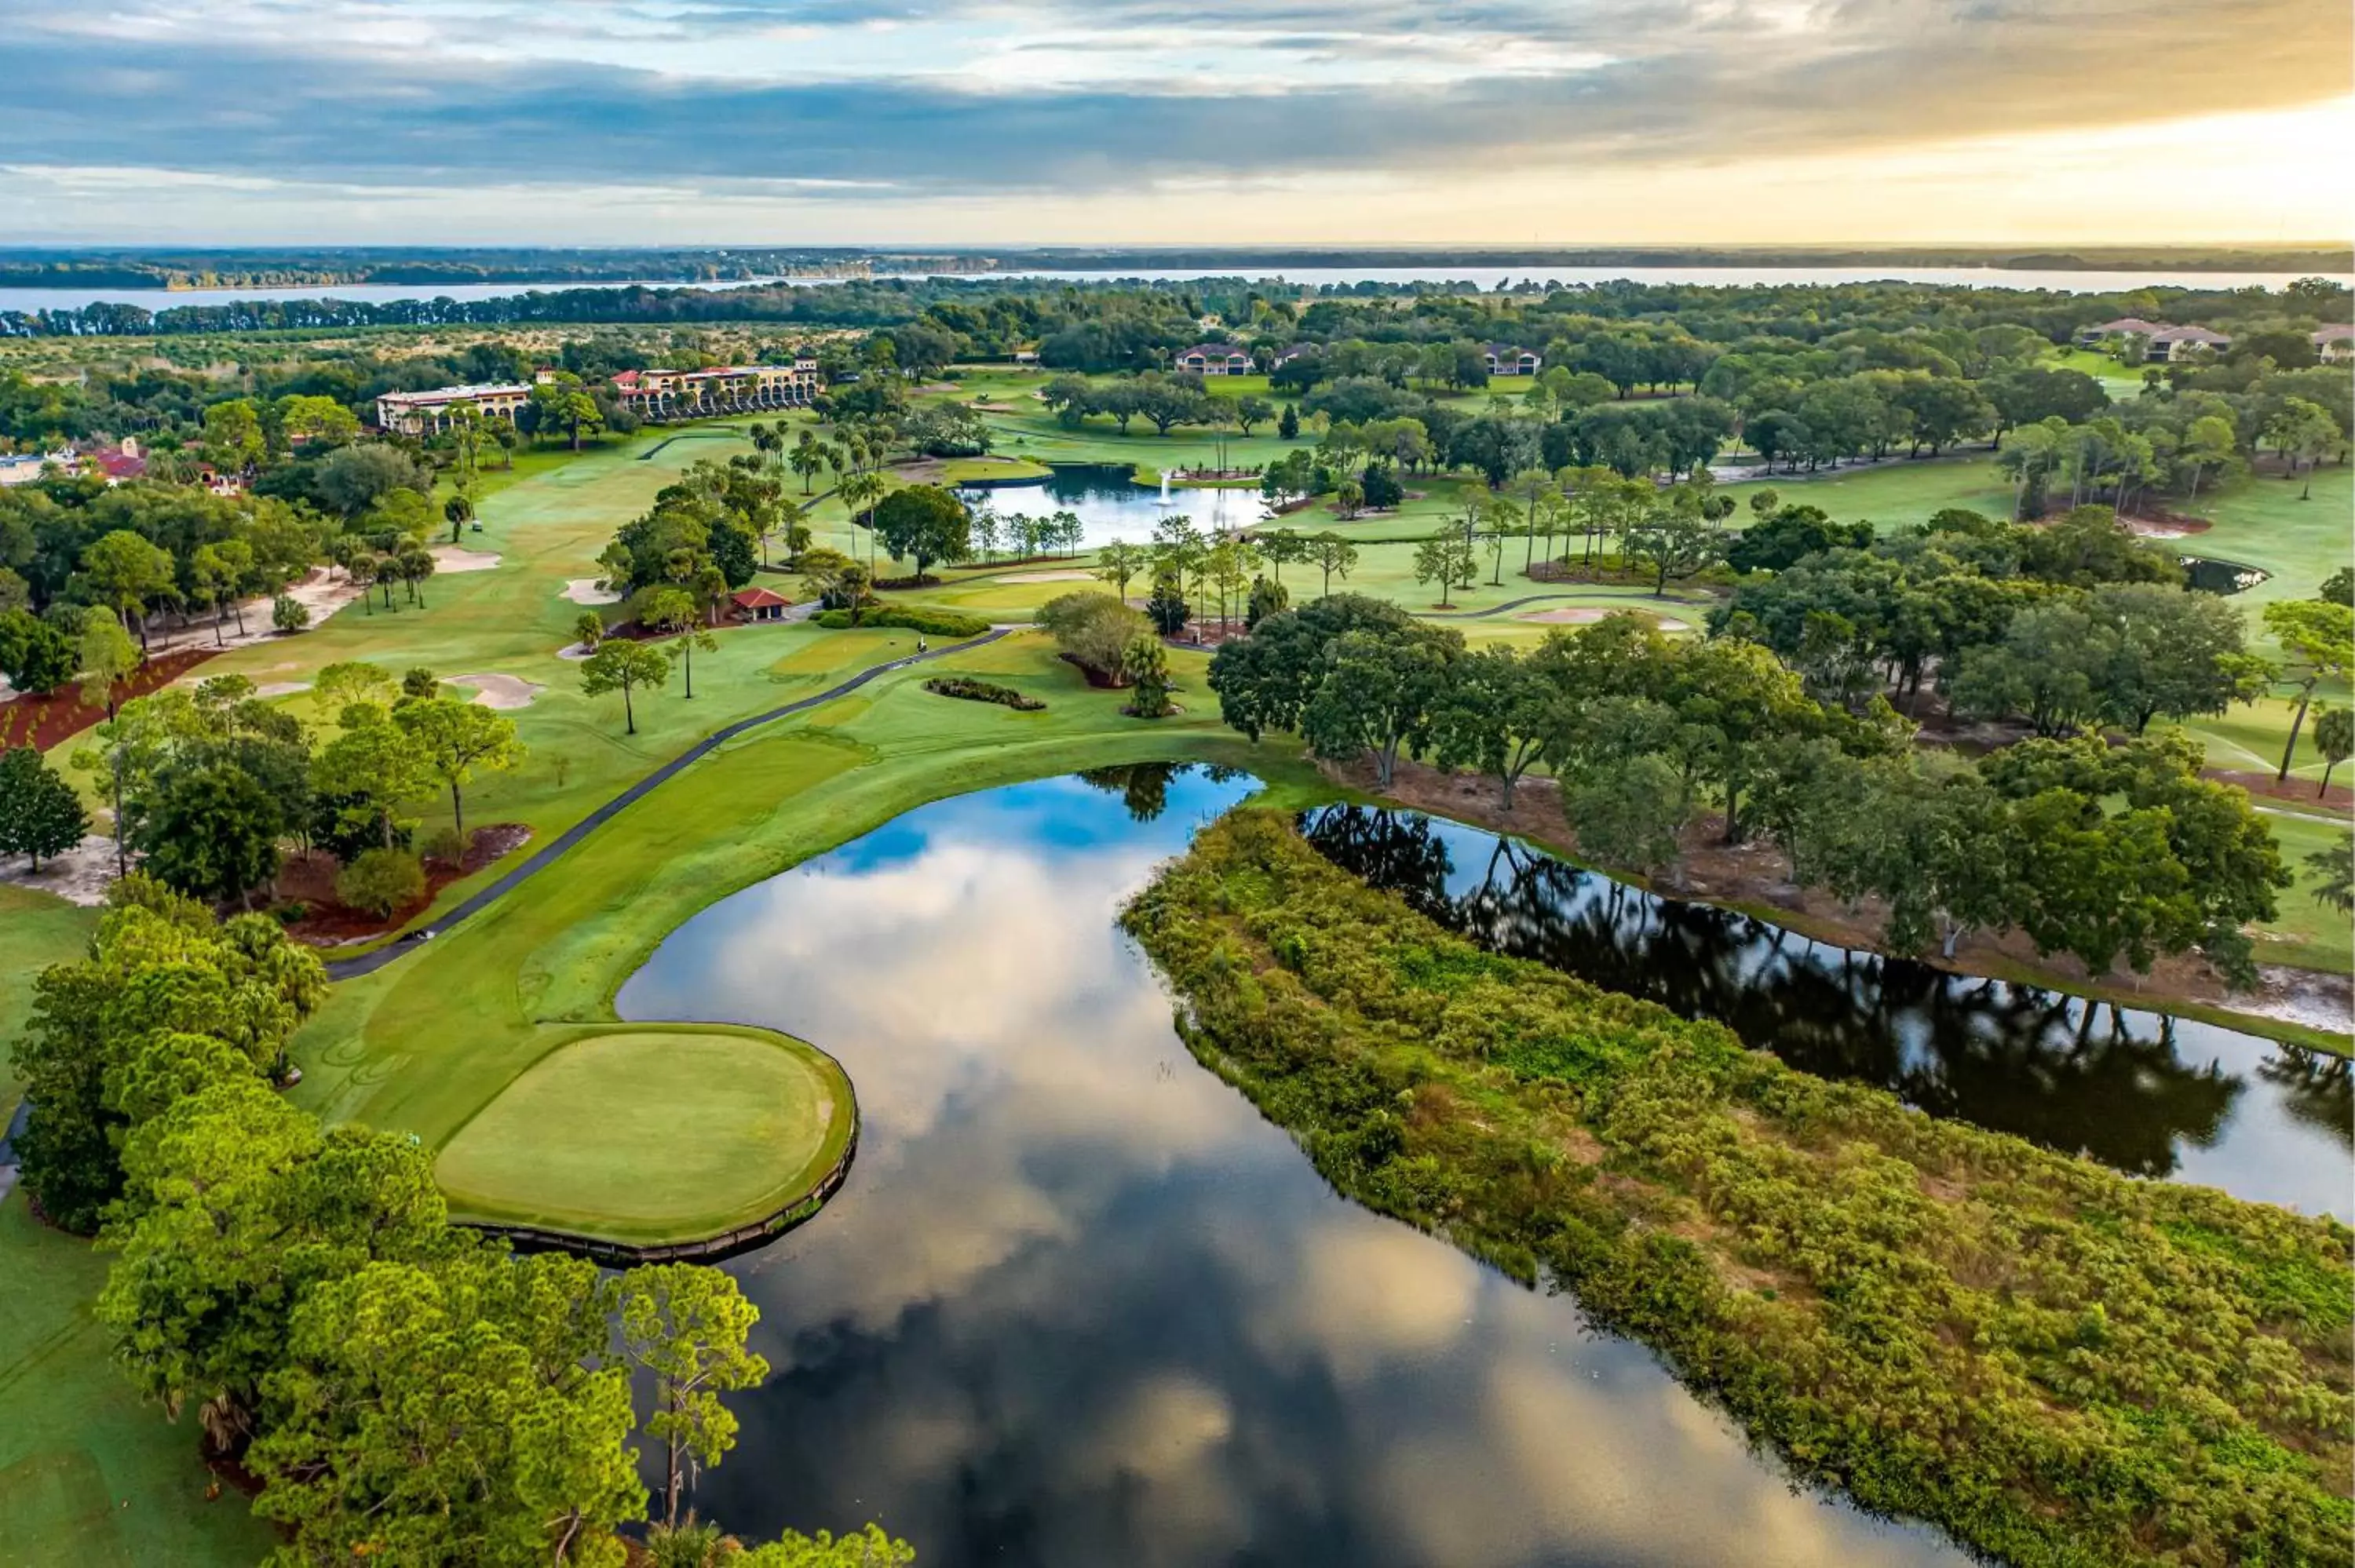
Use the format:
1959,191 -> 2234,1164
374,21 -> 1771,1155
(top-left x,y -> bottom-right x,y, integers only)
435,1025 -> 854,1245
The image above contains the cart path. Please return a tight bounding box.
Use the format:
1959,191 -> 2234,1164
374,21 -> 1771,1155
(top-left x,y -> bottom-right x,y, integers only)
325,629 -> 1009,980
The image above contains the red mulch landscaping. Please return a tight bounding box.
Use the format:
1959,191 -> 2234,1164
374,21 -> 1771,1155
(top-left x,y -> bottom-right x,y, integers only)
0,647 -> 219,751
274,824 -> 531,946
2207,768 -> 2353,811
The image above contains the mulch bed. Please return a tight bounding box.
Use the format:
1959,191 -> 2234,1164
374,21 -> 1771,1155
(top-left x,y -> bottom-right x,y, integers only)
2208,768 -> 2353,811
0,647 -> 219,751
275,824 -> 531,946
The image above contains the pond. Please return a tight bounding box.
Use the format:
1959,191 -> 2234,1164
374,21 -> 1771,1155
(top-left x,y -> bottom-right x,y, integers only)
1299,803 -> 2351,1220
615,768 -> 1969,1568
956,462 -> 1267,551
2179,554 -> 2271,595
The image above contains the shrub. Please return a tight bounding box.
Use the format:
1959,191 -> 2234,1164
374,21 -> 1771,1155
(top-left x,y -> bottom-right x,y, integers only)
420,825 -> 468,864
811,605 -> 991,636
923,676 -> 1044,711
1038,591 -> 1150,683
336,848 -> 426,918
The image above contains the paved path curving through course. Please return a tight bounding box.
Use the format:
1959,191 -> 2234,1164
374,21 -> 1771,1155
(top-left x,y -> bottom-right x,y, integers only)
325,629 -> 1009,981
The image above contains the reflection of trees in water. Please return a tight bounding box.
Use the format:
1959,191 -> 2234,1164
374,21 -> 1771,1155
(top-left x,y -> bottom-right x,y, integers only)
1075,762 -> 1186,822
2258,1048 -> 2354,1152
1299,805 -> 2245,1179
1072,761 -> 1254,825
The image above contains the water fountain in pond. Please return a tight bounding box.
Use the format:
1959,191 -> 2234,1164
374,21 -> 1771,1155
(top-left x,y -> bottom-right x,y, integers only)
1157,471 -> 1174,505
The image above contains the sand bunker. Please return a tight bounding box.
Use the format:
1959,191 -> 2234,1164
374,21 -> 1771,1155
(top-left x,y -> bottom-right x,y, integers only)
1519,607 -> 1686,628
998,569 -> 1100,583
449,673 -> 543,709
555,641 -> 595,661
562,578 -> 622,605
433,546 -> 502,573
254,680 -> 312,698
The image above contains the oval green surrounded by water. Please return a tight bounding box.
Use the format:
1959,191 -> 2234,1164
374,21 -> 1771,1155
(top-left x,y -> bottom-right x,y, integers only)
435,1023 -> 854,1245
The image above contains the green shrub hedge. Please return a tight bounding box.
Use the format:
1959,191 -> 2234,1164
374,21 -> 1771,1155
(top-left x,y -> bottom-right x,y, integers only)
923,676 -> 1044,711
811,605 -> 992,636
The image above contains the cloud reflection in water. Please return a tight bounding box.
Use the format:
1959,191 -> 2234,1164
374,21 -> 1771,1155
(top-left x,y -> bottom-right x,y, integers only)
615,771 -> 1967,1567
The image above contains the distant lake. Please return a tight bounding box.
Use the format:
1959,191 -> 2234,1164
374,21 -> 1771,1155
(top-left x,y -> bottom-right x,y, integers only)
2,263 -> 2342,315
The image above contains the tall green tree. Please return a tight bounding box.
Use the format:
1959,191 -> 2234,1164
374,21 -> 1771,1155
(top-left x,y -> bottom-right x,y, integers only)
250,1253 -> 645,1567
580,640 -> 671,735
2311,706 -> 2353,797
1301,625 -> 1462,788
2262,598 -> 2355,779
869,484 -> 970,581
312,702 -> 431,851
135,761 -> 286,907
1306,531 -> 1358,598
1411,534 -> 1475,609
1431,644 -> 1553,811
618,1265 -> 770,1530
0,744 -> 88,869
393,697 -> 524,838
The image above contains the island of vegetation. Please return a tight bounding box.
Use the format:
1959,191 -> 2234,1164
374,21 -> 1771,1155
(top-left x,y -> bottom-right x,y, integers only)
1122,808 -> 2353,1566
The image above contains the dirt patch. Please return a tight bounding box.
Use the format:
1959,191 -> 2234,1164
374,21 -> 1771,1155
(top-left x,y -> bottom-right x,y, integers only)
431,545 -> 502,572
447,673 -> 542,709
2207,768 -> 2353,811
0,833 -> 121,906
1332,753 -> 2353,1030
0,646 -> 217,751
277,824 -> 531,946
561,578 -> 621,605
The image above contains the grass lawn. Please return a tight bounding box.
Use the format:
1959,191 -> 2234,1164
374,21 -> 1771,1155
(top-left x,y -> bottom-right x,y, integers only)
433,1023 -> 853,1243
2256,807 -> 2355,975
287,631 -> 1320,1205
0,1198 -> 274,1568
937,455 -> 1050,483
0,887 -> 96,1116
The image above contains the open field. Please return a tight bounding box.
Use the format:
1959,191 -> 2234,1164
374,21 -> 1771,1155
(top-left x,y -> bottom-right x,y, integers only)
0,1200 -> 274,1568
0,888 -> 97,1116
433,1023 -> 853,1242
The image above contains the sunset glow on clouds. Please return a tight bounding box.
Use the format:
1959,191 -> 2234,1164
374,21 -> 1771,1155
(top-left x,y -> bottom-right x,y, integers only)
2,0 -> 2347,242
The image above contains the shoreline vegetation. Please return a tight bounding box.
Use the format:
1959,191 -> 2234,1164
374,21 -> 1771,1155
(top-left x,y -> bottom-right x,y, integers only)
1121,808 -> 2353,1568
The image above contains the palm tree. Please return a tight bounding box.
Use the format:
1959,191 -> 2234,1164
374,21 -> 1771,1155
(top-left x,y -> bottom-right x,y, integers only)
790,430 -> 823,493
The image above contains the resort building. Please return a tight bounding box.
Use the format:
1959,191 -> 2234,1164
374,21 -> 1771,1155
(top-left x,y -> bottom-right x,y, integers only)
608,358 -> 821,419
1484,344 -> 1542,376
2142,326 -> 2232,361
375,381 -> 531,436
1174,344 -> 1254,376
2313,324 -> 2354,363
2073,318 -> 2232,362
2076,316 -> 2167,346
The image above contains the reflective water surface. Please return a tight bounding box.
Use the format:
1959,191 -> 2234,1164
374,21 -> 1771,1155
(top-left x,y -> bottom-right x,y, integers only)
1300,804 -> 2352,1218
958,463 -> 1267,549
616,770 -> 1966,1568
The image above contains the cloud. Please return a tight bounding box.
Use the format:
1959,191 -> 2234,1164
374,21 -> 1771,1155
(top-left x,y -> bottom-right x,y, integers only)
2,0 -> 2345,219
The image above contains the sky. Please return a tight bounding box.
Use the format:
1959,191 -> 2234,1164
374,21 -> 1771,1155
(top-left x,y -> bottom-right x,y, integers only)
2,0 -> 2350,246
